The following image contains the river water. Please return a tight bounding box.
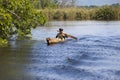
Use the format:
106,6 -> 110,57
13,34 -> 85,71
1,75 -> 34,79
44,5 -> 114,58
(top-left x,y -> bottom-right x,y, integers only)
0,21 -> 120,80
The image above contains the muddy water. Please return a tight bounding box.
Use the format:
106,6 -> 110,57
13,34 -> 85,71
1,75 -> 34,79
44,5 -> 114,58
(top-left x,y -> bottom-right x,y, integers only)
0,21 -> 120,80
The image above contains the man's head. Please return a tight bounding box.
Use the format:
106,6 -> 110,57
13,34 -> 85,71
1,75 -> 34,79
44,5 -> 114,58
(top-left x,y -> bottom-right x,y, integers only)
59,28 -> 63,32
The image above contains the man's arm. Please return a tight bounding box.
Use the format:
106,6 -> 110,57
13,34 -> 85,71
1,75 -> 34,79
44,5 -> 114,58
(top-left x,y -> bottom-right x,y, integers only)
66,34 -> 77,40
56,33 -> 59,38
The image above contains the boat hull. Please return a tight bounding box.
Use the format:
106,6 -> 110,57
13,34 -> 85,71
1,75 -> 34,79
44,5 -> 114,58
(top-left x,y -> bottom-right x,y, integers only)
46,38 -> 65,45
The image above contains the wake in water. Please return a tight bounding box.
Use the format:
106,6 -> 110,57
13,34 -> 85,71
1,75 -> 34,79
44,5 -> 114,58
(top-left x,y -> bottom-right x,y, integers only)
25,35 -> 120,80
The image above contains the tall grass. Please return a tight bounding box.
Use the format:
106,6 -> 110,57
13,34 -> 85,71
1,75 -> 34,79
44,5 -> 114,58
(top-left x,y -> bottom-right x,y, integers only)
37,6 -> 120,21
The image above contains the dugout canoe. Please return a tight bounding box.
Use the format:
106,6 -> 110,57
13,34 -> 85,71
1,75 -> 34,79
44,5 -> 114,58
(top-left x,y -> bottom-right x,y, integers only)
46,35 -> 77,45
46,38 -> 65,45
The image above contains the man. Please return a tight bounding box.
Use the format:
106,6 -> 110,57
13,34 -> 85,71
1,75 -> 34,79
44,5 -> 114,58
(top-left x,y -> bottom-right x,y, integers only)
56,28 -> 68,40
56,28 -> 77,40
46,28 -> 77,45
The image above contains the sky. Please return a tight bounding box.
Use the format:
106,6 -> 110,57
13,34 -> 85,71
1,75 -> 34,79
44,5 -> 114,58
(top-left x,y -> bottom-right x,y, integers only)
76,0 -> 120,6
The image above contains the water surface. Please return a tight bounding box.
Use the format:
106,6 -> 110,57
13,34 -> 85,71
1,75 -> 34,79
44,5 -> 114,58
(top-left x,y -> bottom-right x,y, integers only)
0,21 -> 120,80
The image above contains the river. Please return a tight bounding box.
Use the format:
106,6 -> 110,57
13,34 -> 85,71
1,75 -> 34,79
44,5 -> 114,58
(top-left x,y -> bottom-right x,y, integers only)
0,21 -> 120,80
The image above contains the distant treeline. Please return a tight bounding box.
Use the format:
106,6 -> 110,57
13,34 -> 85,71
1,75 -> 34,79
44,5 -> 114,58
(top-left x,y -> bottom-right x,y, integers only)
38,5 -> 120,21
33,0 -> 120,9
32,0 -> 76,9
32,0 -> 120,20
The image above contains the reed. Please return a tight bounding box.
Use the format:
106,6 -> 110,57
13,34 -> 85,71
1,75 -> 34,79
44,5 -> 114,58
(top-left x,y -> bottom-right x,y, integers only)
37,6 -> 120,21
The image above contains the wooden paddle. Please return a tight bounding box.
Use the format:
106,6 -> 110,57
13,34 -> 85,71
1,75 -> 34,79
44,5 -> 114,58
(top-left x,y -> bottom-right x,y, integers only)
67,34 -> 78,40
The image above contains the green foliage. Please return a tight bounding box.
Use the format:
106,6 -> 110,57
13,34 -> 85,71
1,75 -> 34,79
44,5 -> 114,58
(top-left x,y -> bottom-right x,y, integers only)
76,12 -> 82,20
35,11 -> 47,26
63,12 -> 69,20
40,7 -> 120,21
0,0 -> 47,47
53,11 -> 63,20
34,0 -> 51,9
32,0 -> 76,9
50,0 -> 59,8
94,5 -> 116,20
0,38 -> 8,47
0,8 -> 13,39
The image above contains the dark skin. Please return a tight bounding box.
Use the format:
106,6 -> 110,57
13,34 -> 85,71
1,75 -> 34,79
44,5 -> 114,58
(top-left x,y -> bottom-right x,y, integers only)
56,30 -> 77,40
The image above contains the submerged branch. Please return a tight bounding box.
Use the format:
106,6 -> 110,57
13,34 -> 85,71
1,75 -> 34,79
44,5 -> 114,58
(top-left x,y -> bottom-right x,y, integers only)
6,9 -> 21,20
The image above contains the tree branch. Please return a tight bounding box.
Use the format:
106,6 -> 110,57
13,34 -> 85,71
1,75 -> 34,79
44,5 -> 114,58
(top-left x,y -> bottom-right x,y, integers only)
6,9 -> 21,20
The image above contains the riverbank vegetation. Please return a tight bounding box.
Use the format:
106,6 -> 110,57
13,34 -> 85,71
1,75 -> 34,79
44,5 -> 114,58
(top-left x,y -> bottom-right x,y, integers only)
33,0 -> 120,20
39,6 -> 120,21
0,0 -> 47,47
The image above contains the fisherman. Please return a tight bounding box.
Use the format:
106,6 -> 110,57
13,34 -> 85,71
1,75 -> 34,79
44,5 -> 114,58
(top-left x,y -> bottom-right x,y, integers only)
56,28 -> 77,40
56,28 -> 68,40
46,28 -> 77,45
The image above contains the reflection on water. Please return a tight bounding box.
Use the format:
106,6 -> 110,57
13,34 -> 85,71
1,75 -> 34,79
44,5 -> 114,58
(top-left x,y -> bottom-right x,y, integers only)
0,41 -> 35,80
0,21 -> 120,80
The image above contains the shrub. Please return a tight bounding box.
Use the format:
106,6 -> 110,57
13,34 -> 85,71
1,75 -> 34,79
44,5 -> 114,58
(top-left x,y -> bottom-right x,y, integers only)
0,0 -> 47,47
40,7 -> 120,21
94,6 -> 116,20
63,12 -> 69,20
53,11 -> 63,20
0,38 -> 8,47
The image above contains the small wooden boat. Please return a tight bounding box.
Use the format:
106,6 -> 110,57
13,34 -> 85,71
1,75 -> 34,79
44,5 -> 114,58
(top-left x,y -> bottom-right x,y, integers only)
46,35 -> 77,45
46,38 -> 65,45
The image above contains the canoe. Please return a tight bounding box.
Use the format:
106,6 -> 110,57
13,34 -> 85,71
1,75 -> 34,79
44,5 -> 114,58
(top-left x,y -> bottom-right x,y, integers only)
46,35 -> 77,45
46,37 -> 65,45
